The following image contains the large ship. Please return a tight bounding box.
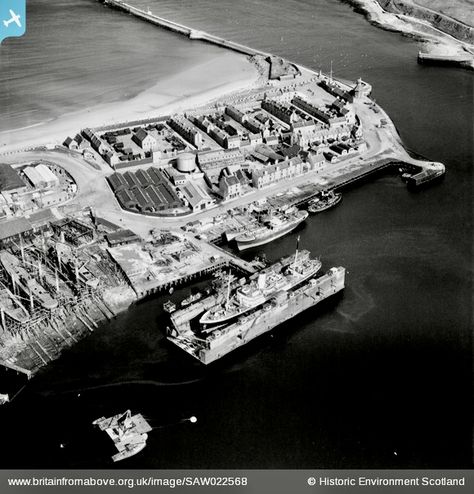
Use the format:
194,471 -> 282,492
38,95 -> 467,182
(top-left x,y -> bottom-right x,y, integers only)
167,257 -> 345,365
234,208 -> 308,250
93,410 -> 152,462
200,249 -> 321,326
0,251 -> 57,310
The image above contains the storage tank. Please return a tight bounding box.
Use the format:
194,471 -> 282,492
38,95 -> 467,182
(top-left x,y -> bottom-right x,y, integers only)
176,152 -> 196,173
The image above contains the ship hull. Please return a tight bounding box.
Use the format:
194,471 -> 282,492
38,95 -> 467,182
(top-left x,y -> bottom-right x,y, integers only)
235,212 -> 307,250
0,251 -> 57,310
199,261 -> 321,326
0,288 -> 30,324
112,436 -> 147,462
308,194 -> 342,213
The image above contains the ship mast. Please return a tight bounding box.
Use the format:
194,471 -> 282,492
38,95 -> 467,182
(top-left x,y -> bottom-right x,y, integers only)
293,235 -> 300,269
225,269 -> 231,309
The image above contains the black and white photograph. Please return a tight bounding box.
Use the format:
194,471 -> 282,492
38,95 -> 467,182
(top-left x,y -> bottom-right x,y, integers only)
0,0 -> 472,492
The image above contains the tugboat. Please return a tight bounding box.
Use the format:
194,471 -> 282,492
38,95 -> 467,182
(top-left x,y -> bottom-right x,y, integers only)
307,190 -> 342,214
93,410 -> 152,462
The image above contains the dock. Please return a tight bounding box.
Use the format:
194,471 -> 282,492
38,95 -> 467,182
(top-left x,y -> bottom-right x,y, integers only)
418,51 -> 473,67
167,264 -> 346,364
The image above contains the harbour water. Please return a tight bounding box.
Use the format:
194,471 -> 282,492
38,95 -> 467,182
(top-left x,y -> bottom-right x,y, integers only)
0,0 -> 472,468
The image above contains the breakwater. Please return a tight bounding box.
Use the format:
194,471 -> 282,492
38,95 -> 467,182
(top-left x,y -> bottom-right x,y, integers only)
101,0 -> 270,57
418,51 -> 473,69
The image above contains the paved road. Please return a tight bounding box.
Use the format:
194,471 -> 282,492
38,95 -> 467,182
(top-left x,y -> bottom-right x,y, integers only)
3,94 -> 432,242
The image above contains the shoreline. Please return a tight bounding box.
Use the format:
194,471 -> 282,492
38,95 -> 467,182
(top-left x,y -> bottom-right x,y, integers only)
0,52 -> 260,155
340,0 -> 474,70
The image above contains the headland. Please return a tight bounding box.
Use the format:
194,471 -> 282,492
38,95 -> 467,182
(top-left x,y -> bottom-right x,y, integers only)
342,0 -> 474,70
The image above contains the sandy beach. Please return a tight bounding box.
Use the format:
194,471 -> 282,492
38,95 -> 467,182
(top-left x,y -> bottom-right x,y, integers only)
0,53 -> 259,154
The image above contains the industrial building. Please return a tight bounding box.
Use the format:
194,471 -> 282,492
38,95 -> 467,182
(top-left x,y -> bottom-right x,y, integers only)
107,167 -> 183,213
179,182 -> 214,212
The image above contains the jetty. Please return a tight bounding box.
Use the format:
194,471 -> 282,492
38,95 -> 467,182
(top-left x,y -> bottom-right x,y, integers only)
101,0 -> 269,57
417,51 -> 473,67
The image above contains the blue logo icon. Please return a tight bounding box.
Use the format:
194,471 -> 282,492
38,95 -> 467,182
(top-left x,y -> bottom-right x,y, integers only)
0,0 -> 26,44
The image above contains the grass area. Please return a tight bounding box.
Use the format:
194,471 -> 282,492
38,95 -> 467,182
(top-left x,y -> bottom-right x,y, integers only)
413,0 -> 474,27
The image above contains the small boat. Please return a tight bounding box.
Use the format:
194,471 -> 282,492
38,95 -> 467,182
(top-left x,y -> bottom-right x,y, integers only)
93,410 -> 152,463
308,191 -> 342,213
163,300 -> 176,313
0,393 -> 9,405
181,292 -> 202,307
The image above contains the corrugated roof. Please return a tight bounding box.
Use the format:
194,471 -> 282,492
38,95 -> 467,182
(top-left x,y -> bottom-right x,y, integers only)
107,229 -> 139,244
181,182 -> 211,209
22,166 -> 44,187
35,164 -> 58,184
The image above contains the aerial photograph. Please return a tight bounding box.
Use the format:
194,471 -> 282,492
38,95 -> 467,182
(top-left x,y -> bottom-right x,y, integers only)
0,0 -> 472,481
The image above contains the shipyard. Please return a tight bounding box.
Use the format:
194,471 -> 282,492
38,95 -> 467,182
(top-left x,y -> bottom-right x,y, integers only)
0,0 -> 446,393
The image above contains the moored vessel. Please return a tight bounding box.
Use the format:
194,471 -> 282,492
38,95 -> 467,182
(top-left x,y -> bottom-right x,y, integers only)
308,190 -> 342,213
200,247 -> 321,326
93,410 -> 152,462
235,208 -> 308,250
181,292 -> 202,307
167,258 -> 345,365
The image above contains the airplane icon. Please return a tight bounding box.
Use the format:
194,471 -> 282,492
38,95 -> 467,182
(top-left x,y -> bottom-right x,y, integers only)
3,9 -> 22,29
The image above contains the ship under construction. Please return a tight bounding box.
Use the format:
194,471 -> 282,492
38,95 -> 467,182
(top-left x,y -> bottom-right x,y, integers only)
167,249 -> 345,364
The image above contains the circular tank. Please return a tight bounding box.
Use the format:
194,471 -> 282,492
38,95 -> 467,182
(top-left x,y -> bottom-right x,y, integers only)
176,152 -> 196,173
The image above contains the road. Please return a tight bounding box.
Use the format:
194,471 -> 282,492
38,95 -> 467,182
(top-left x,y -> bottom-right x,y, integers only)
2,92 -> 434,244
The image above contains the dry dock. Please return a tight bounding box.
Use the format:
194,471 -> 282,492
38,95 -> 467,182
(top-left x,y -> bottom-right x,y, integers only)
167,263 -> 345,364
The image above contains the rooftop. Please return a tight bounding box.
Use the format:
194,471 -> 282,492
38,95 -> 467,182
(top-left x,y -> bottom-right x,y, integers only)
0,217 -> 33,241
0,164 -> 26,192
